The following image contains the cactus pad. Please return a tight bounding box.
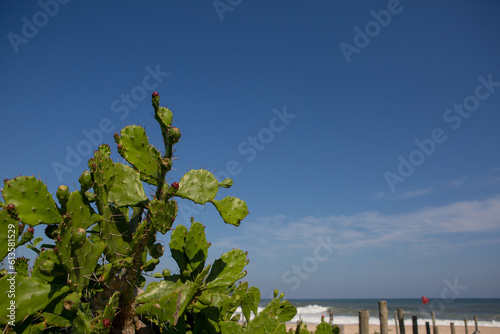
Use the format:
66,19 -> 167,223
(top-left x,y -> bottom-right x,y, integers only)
169,222 -> 209,276
211,196 -> 249,226
116,125 -> 162,185
149,199 -> 177,234
176,169 -> 219,205
3,176 -> 62,226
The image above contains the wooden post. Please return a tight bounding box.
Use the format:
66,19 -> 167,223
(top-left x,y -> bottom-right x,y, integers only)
431,311 -> 439,334
464,319 -> 469,334
395,313 -> 400,334
412,316 -> 418,334
450,323 -> 456,334
397,309 -> 406,334
379,301 -> 389,334
474,316 -> 479,334
425,322 -> 431,334
359,310 -> 369,334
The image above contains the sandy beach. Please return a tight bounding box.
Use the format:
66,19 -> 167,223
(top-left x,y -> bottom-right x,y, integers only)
284,324 -> 500,334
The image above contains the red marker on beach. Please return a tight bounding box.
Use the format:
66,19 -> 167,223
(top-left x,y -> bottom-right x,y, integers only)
422,296 -> 430,304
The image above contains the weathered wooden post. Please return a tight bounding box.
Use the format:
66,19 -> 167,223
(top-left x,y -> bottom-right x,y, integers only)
412,315 -> 418,334
425,322 -> 431,334
431,311 -> 439,334
473,316 -> 479,334
450,323 -> 456,334
379,301 -> 389,334
359,310 -> 370,334
464,319 -> 469,334
398,309 -> 406,334
394,313 -> 400,334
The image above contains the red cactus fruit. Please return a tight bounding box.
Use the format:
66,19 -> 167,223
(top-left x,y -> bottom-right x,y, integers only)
103,318 -> 111,327
171,182 -> 179,190
152,91 -> 159,98
117,144 -> 123,150
27,227 -> 34,233
6,204 -> 15,211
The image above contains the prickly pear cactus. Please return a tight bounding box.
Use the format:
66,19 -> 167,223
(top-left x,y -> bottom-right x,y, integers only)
0,92 -> 296,333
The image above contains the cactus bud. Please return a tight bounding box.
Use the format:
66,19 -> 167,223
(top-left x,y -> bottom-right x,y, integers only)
39,260 -> 55,276
171,182 -> 179,190
78,170 -> 93,191
103,318 -> 111,328
17,223 -> 25,236
6,203 -> 15,211
3,178 -> 9,184
219,178 -> 233,189
56,185 -> 70,207
18,226 -> 34,245
162,268 -> 170,277
152,91 -> 160,110
168,127 -> 181,144
273,289 -> 279,298
113,132 -> 120,143
117,144 -> 123,150
71,228 -> 87,247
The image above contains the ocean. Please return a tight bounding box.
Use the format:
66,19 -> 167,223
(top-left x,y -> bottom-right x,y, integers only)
254,299 -> 500,327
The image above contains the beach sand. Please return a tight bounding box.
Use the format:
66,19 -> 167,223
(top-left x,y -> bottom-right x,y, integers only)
284,324 -> 500,334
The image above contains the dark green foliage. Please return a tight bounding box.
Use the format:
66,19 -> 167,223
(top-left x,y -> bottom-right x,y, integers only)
0,92 -> 295,333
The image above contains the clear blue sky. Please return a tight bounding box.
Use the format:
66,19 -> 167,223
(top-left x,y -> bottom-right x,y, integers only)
1,1 -> 500,299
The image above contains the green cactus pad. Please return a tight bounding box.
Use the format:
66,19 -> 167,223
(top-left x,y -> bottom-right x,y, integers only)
241,286 -> 260,323
149,199 -> 177,234
175,169 -> 219,205
66,191 -> 100,230
136,279 -> 195,325
63,291 -> 81,312
169,222 -> 209,275
142,258 -> 159,272
0,275 -> 70,325
136,280 -> 180,304
218,178 -> 233,189
211,196 -> 249,226
107,163 -> 148,207
101,290 -> 120,327
99,206 -> 132,262
71,309 -> 92,333
3,176 -> 62,226
205,249 -> 248,290
220,321 -> 245,334
155,107 -> 173,133
13,257 -> 30,277
117,125 -> 163,185
88,144 -> 115,211
69,241 -> 105,292
32,249 -> 66,284
0,210 -> 18,260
